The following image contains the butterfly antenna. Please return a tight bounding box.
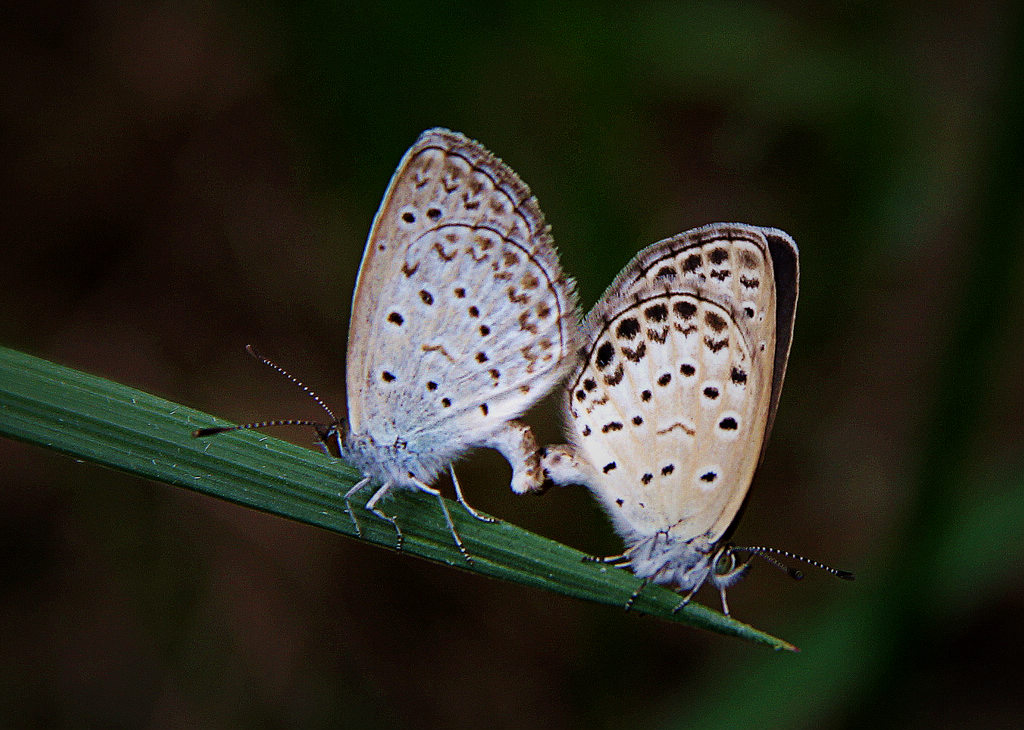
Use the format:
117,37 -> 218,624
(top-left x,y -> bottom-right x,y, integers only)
244,344 -> 339,423
734,545 -> 855,582
192,346 -> 342,441
193,418 -> 328,438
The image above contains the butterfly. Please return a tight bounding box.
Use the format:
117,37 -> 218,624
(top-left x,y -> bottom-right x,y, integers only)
543,223 -> 847,614
197,129 -> 579,561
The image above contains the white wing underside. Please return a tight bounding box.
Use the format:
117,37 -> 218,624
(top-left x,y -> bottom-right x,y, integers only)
345,129 -> 578,468
556,224 -> 798,545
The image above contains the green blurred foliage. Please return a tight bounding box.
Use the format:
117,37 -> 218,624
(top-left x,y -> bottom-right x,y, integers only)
1,1 -> 1022,727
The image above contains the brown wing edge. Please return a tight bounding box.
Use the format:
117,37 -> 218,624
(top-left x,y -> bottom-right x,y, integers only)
759,227 -> 799,458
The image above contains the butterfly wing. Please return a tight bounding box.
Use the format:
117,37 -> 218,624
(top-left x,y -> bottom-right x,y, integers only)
346,129 -> 578,456
605,223 -> 798,463
554,224 -> 797,544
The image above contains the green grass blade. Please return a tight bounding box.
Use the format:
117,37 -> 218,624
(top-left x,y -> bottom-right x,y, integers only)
0,344 -> 795,651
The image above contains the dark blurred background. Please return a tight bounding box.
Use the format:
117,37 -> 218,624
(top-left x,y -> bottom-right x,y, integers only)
2,1 -> 1023,727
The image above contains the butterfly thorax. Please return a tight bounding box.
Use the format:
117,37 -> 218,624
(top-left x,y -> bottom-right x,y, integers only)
341,430 -> 452,488
625,528 -> 717,592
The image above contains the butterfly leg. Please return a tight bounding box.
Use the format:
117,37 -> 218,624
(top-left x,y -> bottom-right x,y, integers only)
671,584 -> 701,615
365,482 -> 404,552
412,478 -> 473,564
718,584 -> 733,617
624,579 -> 651,612
482,419 -> 544,494
342,476 -> 372,537
449,466 -> 497,524
582,550 -> 631,566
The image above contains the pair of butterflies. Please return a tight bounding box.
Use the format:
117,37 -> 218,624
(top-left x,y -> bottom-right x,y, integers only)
198,128 -> 849,615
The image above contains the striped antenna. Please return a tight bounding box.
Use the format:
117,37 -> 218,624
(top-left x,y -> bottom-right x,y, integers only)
243,344 -> 339,423
193,418 -> 328,438
732,545 -> 855,582
192,346 -> 342,441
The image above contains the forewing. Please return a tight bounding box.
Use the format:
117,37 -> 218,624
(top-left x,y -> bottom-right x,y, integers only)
346,129 -> 578,442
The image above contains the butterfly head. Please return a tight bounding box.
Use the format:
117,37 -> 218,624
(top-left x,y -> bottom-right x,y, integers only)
313,421 -> 347,459
625,529 -> 719,594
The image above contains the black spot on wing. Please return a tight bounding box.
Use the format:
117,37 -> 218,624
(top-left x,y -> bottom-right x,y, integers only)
704,336 -> 729,353
704,311 -> 727,333
616,317 -> 640,340
673,300 -> 697,319
644,303 -> 668,322
604,364 -> 624,386
622,342 -> 647,362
